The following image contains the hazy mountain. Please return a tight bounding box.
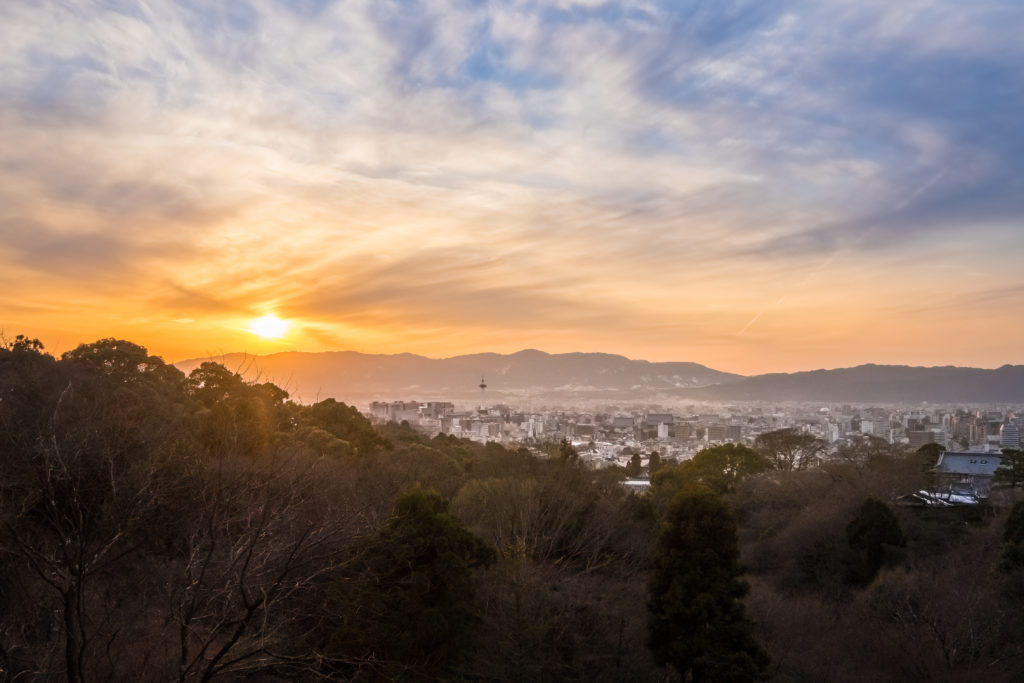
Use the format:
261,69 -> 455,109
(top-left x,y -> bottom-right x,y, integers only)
680,364 -> 1024,403
174,349 -> 744,403
174,351 -> 1024,405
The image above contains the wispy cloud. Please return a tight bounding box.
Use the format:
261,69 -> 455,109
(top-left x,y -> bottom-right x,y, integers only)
1,0 -> 1022,372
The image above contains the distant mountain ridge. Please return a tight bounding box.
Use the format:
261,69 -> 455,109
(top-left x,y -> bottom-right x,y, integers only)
679,363 -> 1024,403
174,351 -> 1024,404
173,349 -> 744,403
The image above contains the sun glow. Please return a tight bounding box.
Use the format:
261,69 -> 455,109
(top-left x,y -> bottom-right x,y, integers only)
248,314 -> 290,339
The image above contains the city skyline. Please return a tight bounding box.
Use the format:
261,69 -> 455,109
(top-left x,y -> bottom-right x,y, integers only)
3,1 -> 1023,375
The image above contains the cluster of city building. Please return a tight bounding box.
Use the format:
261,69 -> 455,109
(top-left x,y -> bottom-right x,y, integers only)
367,399 -> 1023,468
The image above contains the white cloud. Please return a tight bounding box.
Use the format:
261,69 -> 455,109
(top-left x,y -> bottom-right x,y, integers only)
1,0 -> 1023,368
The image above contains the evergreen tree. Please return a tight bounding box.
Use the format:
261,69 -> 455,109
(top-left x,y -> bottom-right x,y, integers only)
678,443 -> 770,495
846,497 -> 906,584
648,449 -> 662,474
557,437 -> 579,463
999,499 -> 1024,571
995,448 -> 1024,488
306,397 -> 391,455
647,489 -> 770,682
915,442 -> 945,490
326,487 -> 495,679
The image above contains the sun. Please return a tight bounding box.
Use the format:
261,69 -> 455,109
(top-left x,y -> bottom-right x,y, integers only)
248,314 -> 290,339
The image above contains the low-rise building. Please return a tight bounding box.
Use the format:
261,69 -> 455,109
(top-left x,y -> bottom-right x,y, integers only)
934,451 -> 1002,499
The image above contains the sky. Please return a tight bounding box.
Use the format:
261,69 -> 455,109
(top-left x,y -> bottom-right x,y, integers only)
2,0 -> 1023,375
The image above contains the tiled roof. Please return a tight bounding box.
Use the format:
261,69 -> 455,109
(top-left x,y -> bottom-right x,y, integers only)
935,452 -> 1002,476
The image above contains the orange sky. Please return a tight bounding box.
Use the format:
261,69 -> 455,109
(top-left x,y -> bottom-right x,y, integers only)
3,1 -> 1024,375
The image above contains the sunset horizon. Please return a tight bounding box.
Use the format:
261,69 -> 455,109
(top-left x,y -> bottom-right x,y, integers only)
3,1 -> 1023,376
8,328 -> 1024,379
4,3 -> 1024,674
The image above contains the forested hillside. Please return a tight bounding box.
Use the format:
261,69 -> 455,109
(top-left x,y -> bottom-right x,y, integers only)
3,337 -> 1024,681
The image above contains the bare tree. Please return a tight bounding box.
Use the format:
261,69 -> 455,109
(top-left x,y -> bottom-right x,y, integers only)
164,451 -> 365,682
0,341 -> 372,681
755,428 -> 827,471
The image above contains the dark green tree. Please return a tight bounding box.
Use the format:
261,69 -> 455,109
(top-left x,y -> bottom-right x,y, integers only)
62,337 -> 186,395
914,442 -> 945,490
306,397 -> 390,455
650,445 -> 770,514
846,498 -> 906,584
916,441 -> 946,463
326,487 -> 495,679
995,449 -> 1024,488
999,500 -> 1024,571
647,489 -> 770,682
557,438 -> 579,463
648,450 -> 662,474
186,361 -> 291,457
0,335 -> 62,456
185,360 -> 252,407
626,453 -> 643,477
680,443 -> 771,495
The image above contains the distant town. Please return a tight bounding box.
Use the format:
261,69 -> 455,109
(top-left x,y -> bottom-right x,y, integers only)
367,394 -> 1022,468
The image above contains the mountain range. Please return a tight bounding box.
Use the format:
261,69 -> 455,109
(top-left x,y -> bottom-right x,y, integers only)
681,364 -> 1024,404
174,349 -> 743,403
173,350 -> 1024,405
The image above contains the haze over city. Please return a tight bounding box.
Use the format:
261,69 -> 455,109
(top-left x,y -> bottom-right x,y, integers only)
2,1 -> 1023,374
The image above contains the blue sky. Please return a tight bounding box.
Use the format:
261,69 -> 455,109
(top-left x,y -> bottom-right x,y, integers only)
1,0 -> 1022,373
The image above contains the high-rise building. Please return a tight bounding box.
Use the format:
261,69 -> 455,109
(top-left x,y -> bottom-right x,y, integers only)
1001,422 -> 1021,449
706,425 -> 728,442
420,402 -> 455,419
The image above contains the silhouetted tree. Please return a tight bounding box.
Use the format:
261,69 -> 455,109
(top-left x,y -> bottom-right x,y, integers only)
755,428 -> 826,471
654,444 -> 770,501
916,442 -> 945,463
165,453 -> 358,682
186,362 -> 288,458
647,489 -> 769,681
846,498 -> 906,584
1,333 -> 45,352
557,438 -> 579,463
62,338 -> 186,393
995,449 -> 1024,488
648,450 -> 662,474
999,500 -> 1024,572
915,442 -> 945,489
0,335 -> 62,456
2,339 -> 190,681
833,435 -> 905,470
326,488 -> 494,679
306,398 -> 390,455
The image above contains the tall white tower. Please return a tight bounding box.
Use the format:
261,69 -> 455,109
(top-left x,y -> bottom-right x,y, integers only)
1001,422 -> 1021,449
